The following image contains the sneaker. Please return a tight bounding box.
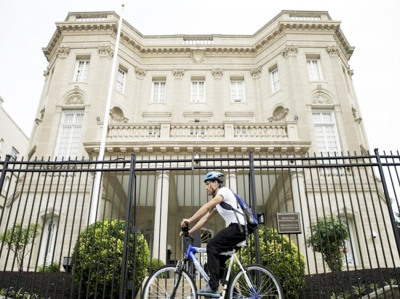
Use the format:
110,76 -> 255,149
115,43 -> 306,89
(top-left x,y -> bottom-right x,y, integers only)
197,285 -> 220,298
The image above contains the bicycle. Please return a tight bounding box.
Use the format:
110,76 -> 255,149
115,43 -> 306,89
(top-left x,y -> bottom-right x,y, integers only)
141,225 -> 283,299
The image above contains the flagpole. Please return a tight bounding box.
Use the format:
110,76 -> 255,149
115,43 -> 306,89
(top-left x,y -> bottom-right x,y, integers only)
89,4 -> 125,224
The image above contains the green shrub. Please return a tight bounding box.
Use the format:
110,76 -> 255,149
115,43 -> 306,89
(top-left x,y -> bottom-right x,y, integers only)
72,219 -> 150,298
240,227 -> 305,299
38,262 -> 60,272
306,215 -> 349,271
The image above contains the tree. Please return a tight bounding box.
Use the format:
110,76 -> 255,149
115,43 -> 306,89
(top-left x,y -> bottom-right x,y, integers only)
0,223 -> 41,270
306,215 -> 349,271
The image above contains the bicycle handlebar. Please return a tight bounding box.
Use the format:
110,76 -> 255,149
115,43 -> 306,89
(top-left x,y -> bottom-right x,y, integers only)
181,222 -> 194,244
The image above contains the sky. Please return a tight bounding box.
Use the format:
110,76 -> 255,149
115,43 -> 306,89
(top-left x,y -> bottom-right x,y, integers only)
0,0 -> 399,153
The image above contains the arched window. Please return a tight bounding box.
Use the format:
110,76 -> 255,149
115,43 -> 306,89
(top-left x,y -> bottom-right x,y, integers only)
39,216 -> 59,266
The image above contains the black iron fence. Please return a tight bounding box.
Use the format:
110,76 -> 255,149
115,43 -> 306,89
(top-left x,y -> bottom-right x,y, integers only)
0,150 -> 399,299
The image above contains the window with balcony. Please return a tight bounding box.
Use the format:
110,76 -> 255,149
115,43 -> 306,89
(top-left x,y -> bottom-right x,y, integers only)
191,80 -> 205,102
307,58 -> 324,81
312,110 -> 341,156
270,68 -> 281,93
54,109 -> 84,159
73,59 -> 90,82
152,80 -> 166,103
115,68 -> 126,94
230,80 -> 245,102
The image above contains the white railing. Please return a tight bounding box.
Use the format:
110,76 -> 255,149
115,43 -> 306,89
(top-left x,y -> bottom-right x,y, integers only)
108,125 -> 160,139
106,123 -> 290,140
234,125 -> 288,139
170,125 -> 224,138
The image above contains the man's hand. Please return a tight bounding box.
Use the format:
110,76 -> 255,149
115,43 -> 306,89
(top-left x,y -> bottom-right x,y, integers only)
181,219 -> 190,228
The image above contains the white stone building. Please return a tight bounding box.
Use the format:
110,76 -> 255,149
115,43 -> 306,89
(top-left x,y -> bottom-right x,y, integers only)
3,10 -> 396,277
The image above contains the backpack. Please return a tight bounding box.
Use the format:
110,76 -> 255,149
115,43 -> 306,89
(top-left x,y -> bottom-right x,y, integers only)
219,189 -> 259,235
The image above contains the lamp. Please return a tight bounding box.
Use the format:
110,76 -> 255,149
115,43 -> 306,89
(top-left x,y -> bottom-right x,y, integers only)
194,153 -> 200,164
294,115 -> 299,121
257,213 -> 265,224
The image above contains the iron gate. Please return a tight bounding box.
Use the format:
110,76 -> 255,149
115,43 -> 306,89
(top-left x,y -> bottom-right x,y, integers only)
0,150 -> 399,298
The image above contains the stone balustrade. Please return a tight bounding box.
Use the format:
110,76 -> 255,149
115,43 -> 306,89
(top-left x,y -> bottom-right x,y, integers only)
106,123 -> 297,140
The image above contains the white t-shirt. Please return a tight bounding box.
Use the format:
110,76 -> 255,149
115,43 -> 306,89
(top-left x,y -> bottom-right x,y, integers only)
215,187 -> 246,227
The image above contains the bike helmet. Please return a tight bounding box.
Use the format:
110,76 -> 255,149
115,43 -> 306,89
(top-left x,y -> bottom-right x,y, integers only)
204,171 -> 224,183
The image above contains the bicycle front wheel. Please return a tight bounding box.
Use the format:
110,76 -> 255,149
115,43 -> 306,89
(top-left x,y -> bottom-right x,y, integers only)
228,264 -> 283,299
141,265 -> 197,299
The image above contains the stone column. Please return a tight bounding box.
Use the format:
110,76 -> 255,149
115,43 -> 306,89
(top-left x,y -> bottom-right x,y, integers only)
152,171 -> 170,263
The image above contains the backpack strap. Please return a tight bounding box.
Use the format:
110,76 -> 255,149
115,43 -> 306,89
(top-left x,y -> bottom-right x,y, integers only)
219,200 -> 248,237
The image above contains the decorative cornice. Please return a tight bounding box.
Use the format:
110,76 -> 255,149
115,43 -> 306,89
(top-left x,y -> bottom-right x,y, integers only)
135,66 -> 146,79
326,45 -> 340,56
250,67 -> 262,79
173,69 -> 185,78
183,111 -> 213,118
56,46 -> 70,58
212,68 -> 224,78
281,44 -> 298,58
98,45 -> 114,58
43,14 -> 353,61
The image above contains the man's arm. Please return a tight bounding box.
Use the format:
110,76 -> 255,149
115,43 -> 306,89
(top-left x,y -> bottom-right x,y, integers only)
181,194 -> 223,229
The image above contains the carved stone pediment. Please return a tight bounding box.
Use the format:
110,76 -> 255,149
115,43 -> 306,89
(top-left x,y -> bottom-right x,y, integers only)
63,86 -> 86,106
110,106 -> 129,123
268,106 -> 289,122
191,49 -> 205,63
312,85 -> 333,105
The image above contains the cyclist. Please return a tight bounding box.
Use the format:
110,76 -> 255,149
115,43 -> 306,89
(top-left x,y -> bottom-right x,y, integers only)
181,171 -> 246,298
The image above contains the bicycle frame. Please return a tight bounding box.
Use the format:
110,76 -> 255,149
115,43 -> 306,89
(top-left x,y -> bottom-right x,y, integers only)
184,244 -> 257,298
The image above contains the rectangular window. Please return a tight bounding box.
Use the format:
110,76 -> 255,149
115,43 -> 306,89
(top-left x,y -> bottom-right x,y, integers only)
191,81 -> 205,102
312,110 -> 341,155
10,147 -> 18,161
270,68 -> 281,93
115,68 -> 126,93
74,60 -> 90,82
55,110 -> 84,158
152,81 -> 166,102
230,80 -> 245,102
307,59 -> 323,81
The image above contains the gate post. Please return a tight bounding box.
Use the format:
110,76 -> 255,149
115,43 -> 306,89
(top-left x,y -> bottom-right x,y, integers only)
119,154 -> 137,299
374,148 -> 400,258
249,151 -> 261,264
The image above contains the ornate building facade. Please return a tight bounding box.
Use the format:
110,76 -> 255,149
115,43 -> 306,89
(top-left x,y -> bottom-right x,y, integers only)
4,10 -> 394,279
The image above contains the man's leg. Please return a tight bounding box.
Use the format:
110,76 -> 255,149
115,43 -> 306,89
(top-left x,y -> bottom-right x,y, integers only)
206,223 -> 245,291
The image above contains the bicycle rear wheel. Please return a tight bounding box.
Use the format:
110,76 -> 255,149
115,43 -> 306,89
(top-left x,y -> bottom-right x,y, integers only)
228,264 -> 283,299
141,265 -> 197,299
